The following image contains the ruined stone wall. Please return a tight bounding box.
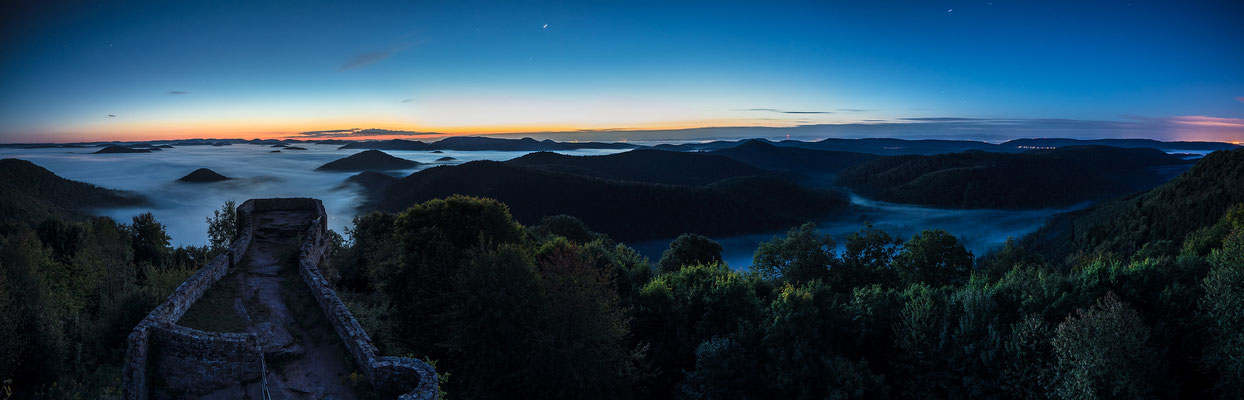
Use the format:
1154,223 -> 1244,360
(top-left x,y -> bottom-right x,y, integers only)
122,198 -> 437,399
290,201 -> 438,400
122,208 -> 255,400
149,325 -> 262,392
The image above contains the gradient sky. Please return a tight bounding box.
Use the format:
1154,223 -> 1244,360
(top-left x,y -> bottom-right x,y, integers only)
2,0 -> 1243,143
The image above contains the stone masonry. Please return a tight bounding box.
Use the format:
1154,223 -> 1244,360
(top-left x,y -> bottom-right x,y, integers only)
122,198 -> 437,399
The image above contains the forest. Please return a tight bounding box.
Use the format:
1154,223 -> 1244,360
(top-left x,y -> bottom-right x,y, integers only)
0,148 -> 1241,399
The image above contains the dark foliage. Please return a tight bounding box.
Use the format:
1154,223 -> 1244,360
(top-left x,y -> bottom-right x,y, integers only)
507,149 -> 772,186
1024,148 -> 1244,265
0,158 -> 145,224
372,161 -> 848,242
837,146 -> 1190,209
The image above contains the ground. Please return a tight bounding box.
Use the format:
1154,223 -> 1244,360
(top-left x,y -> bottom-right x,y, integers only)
179,210 -> 369,399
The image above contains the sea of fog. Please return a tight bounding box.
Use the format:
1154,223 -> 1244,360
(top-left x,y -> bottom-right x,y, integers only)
0,143 -> 624,246
2,143 -> 1151,268
630,195 -> 1090,269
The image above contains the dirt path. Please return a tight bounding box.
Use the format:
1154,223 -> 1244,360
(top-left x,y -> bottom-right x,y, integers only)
198,211 -> 365,400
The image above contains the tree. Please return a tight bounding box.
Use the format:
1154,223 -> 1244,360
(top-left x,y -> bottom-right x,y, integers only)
633,263 -> 768,395
445,244 -> 546,398
894,229 -> 974,287
382,196 -> 525,358
836,224 -> 901,289
205,200 -> 237,252
530,214 -> 602,244
1052,293 -> 1166,399
762,281 -> 886,399
1200,229 -> 1244,396
129,212 -> 171,269
532,238 -> 631,399
751,222 -> 836,285
658,233 -> 723,273
677,337 -> 758,400
978,237 -> 1042,281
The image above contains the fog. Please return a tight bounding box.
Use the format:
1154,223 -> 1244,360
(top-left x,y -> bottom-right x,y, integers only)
1,144 -> 1144,266
0,144 -> 624,247
629,195 -> 1090,269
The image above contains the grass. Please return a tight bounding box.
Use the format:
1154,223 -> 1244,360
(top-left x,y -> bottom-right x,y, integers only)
176,271 -> 248,333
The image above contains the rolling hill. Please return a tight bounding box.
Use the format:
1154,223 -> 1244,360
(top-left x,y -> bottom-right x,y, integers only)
0,159 -> 146,224
505,149 -> 773,186
836,146 -> 1190,209
316,150 -> 421,172
370,161 -> 848,242
1023,148 -> 1244,263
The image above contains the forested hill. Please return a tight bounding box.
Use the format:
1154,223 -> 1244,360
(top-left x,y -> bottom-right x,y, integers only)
0,158 -> 144,224
836,146 -> 1190,209
371,160 -> 847,241
1024,148 -> 1244,264
505,149 -> 773,186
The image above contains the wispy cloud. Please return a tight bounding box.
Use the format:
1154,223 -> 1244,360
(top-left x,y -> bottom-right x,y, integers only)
1170,115 -> 1244,128
898,117 -> 984,122
401,98 -> 415,103
168,91 -> 188,95
339,40 -> 420,71
107,114 -> 116,118
1236,96 -> 1244,103
837,108 -> 871,112
291,128 -> 440,138
740,108 -> 834,115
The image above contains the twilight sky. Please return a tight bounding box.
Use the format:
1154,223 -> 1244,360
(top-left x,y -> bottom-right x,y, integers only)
2,0 -> 1242,143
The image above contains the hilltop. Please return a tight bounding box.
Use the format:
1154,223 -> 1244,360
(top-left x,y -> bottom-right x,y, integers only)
0,158 -> 145,223
94,145 -> 152,154
177,168 -> 231,182
316,150 -> 420,172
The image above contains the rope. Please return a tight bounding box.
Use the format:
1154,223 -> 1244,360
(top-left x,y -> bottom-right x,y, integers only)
260,351 -> 273,400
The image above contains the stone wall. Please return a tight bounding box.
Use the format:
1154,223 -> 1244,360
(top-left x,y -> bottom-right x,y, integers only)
122,217 -> 254,400
288,199 -> 439,400
123,197 -> 438,399
148,325 -> 262,392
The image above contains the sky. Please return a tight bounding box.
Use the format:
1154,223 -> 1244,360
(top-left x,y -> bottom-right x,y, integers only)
2,0 -> 1242,143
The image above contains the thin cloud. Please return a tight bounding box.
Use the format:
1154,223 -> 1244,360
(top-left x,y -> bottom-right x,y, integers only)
898,117 -> 984,122
107,114 -> 116,118
1236,96 -> 1244,103
741,108 -> 834,115
168,91 -> 188,95
401,98 -> 415,103
836,108 -> 871,112
339,41 -> 419,71
292,128 -> 441,138
1170,115 -> 1244,128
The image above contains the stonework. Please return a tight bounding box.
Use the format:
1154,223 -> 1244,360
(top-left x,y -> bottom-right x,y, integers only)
122,198 -> 437,399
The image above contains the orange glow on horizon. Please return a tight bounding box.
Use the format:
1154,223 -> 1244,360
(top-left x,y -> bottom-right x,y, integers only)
11,116 -> 807,143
